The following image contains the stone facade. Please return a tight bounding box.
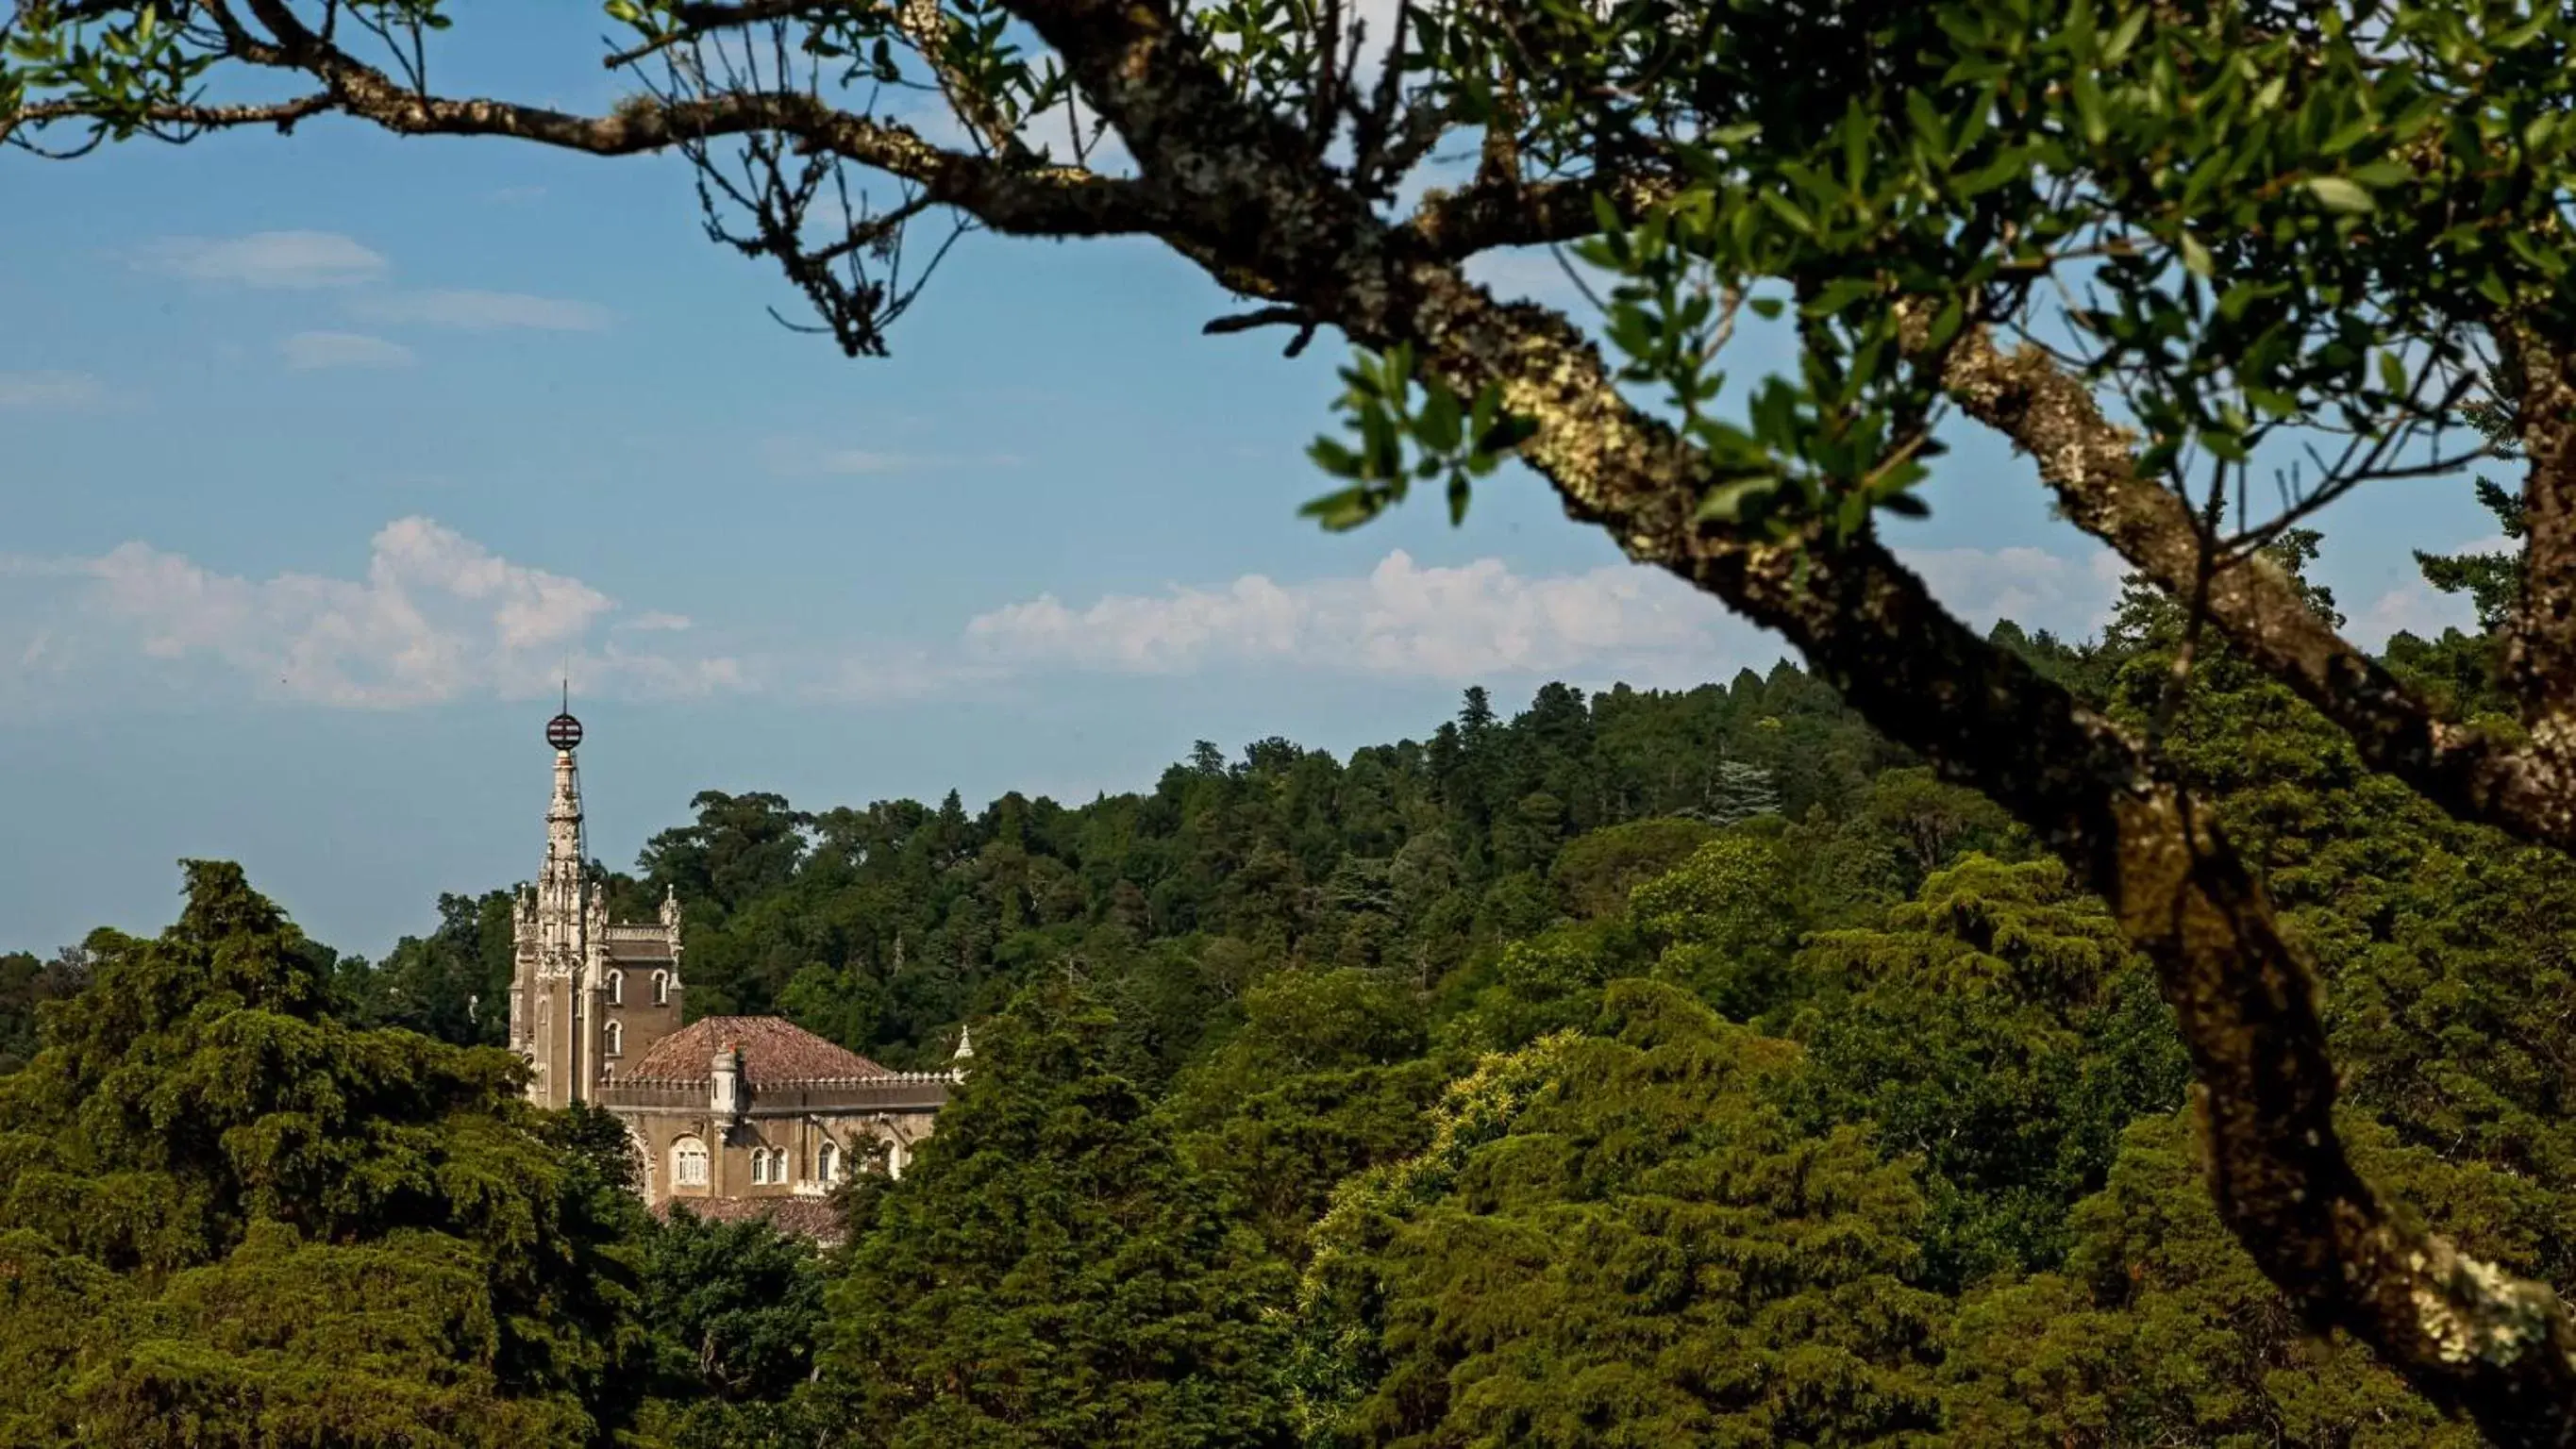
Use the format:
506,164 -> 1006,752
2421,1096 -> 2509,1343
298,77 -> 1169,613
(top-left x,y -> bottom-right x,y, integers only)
507,708 -> 953,1235
607,1014 -> 952,1207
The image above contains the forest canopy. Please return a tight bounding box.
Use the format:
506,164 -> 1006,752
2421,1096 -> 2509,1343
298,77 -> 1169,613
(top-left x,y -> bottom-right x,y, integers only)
3,561 -> 2564,1444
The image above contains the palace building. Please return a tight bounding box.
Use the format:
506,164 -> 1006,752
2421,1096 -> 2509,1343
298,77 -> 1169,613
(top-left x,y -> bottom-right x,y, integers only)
506,705 -> 955,1238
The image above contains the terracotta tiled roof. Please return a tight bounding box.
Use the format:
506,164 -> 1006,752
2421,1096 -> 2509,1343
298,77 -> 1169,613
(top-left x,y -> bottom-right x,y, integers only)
621,1015 -> 892,1086
656,1194 -> 846,1243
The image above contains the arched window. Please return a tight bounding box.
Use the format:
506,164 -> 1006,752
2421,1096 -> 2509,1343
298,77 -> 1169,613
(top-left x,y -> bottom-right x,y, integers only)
604,1020 -> 623,1057
672,1136 -> 709,1188
817,1141 -> 839,1183
886,1139 -> 908,1181
652,972 -> 669,1006
608,971 -> 623,1006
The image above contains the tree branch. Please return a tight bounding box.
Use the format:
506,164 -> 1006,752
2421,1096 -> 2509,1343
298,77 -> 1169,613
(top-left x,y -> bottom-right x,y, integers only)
2502,331 -> 2576,774
8,49 -> 1152,240
1399,171 -> 1678,260
1364,268 -> 2576,1444
974,0 -> 2576,1420
0,92 -> 334,148
1941,325 -> 2576,859
602,0 -> 850,71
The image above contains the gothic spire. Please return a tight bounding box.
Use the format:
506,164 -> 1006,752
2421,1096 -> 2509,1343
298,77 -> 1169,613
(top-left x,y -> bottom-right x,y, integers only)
544,698 -> 586,873
531,698 -> 591,970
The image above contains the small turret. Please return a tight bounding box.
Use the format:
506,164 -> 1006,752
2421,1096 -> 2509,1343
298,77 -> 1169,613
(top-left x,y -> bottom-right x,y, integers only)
951,1023 -> 974,1080
711,1041 -> 744,1119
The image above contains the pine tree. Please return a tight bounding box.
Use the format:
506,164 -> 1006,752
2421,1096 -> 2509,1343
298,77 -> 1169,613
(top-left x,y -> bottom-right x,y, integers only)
1942,1111 -> 2507,1446
813,980 -> 1294,1447
1293,980 -> 1944,1447
1706,758 -> 1781,827
0,860 -> 645,1447
2414,398 -> 2527,633
1785,855 -> 2191,1290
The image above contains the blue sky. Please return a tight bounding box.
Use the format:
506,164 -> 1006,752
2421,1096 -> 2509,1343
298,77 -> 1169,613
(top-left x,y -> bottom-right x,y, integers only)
0,8 -> 2499,958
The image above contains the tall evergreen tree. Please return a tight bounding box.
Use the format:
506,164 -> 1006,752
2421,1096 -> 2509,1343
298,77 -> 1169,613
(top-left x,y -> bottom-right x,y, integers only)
0,861 -> 645,1447
1705,758 -> 1781,828
1785,856 -> 2191,1289
814,980 -> 1294,1447
1294,980 -> 1943,1447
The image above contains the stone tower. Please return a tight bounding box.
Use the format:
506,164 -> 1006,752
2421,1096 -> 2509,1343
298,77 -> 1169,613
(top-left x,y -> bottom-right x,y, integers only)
509,703 -> 686,1108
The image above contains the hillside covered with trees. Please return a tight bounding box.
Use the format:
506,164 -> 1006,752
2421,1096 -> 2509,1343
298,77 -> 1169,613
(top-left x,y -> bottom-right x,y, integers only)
3,539 -> 2565,1445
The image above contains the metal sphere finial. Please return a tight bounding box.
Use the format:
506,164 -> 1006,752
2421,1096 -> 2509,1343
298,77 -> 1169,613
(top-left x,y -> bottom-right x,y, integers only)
546,677 -> 583,751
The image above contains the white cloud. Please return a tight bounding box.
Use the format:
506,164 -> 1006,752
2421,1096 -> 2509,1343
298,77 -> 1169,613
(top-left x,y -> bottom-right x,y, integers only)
966,550 -> 1772,683
344,289 -> 612,332
811,449 -> 928,475
961,544 -> 2144,690
759,436 -> 1022,476
137,231 -> 390,289
821,448 -> 1018,475
1463,245 -> 1613,314
2353,581 -> 2474,648
806,645 -> 1005,705
0,371 -> 108,409
1898,542 -> 2128,638
2347,533 -> 2507,648
279,330 -> 416,371
37,518 -> 741,708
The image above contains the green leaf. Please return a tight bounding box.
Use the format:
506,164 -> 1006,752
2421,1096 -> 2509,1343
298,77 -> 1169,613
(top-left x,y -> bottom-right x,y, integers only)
1417,386 -> 1464,454
2179,232 -> 2214,278
1309,437 -> 1364,479
1298,484 -> 1386,532
1758,191 -> 1817,237
1803,277 -> 1883,317
2244,386 -> 2300,418
2302,175 -> 2376,213
1695,477 -> 1778,525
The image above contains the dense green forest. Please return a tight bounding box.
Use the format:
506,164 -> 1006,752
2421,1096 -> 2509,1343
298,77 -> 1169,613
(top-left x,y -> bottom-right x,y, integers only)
0,542 -> 2562,1446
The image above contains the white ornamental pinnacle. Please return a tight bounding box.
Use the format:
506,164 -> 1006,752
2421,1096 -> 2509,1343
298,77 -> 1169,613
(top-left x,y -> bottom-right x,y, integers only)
533,702 -> 592,978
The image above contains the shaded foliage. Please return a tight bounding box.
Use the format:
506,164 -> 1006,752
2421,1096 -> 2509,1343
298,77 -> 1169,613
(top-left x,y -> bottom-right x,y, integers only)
10,559 -> 2575,1443
0,862 -> 644,1447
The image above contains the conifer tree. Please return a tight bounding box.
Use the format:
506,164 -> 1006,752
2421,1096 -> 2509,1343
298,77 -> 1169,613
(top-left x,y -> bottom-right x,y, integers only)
814,980 -> 1294,1447
0,860 -> 645,1447
1294,980 -> 1943,1447
1786,856 -> 2191,1289
1705,758 -> 1781,829
1942,1111 -> 2529,1447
